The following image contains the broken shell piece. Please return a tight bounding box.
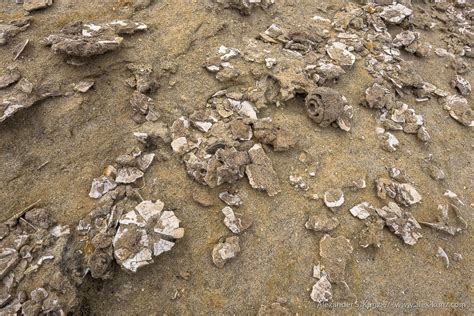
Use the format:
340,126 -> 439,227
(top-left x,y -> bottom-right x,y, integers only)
212,236 -> 240,268
379,132 -> 399,152
323,189 -> 344,209
349,202 -> 375,220
127,63 -> 156,94
420,204 -> 467,236
73,80 -> 94,93
171,137 -> 189,155
326,42 -> 355,67
113,200 -> 183,272
221,206 -> 252,234
451,76 -> 471,96
115,167 -> 144,184
219,191 -> 242,207
319,234 -> 353,283
376,178 -> 421,207
305,87 -> 352,131
380,3 -> 412,24
89,176 -> 117,199
245,144 -> 281,196
436,246 -> 449,268
44,20 -> 147,59
305,213 -> 339,232
441,95 -> 473,127
310,273 -> 332,303
375,202 -> 422,246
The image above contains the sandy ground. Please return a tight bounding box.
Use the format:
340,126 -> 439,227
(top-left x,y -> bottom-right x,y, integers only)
0,0 -> 473,314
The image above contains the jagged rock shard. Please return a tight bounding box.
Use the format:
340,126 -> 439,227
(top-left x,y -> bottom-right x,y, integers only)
221,206 -> 252,234
245,144 -> 281,196
305,213 -> 339,232
375,202 -> 422,246
212,236 -> 240,268
305,87 -> 353,131
319,234 -> 353,283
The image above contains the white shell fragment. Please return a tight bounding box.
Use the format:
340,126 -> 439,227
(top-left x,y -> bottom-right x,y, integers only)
113,200 -> 184,272
349,202 -> 374,220
326,42 -> 355,67
375,202 -> 422,246
219,191 -> 242,207
380,3 -> 412,24
380,132 -> 399,152
221,206 -> 252,234
115,167 -> 144,184
310,273 -> 332,303
89,176 -> 117,199
323,189 -> 344,208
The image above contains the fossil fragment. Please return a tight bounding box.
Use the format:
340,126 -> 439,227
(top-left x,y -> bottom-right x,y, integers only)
221,206 -> 252,234
89,176 -> 117,199
349,202 -> 375,220
375,202 -> 422,246
305,87 -> 353,131
326,42 -> 355,67
379,131 -> 399,152
379,3 -> 412,24
127,63 -> 156,94
219,191 -> 242,207
73,80 -> 94,93
44,20 -> 147,59
115,167 -> 144,184
376,177 -> 422,207
305,213 -> 339,232
323,189 -> 345,209
310,268 -> 332,303
245,144 -> 281,196
113,200 -> 184,272
451,76 -> 471,96
440,95 -> 473,127
420,204 -> 467,236
212,236 -> 240,268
